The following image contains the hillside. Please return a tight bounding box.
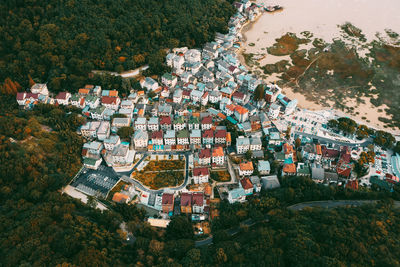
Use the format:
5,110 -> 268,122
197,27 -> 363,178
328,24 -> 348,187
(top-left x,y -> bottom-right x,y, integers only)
0,0 -> 235,92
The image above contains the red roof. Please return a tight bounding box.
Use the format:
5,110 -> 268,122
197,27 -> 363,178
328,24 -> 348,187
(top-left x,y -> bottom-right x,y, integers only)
228,66 -> 237,73
181,193 -> 192,207
192,192 -> 204,206
234,106 -> 248,115
162,193 -> 174,205
232,91 -> 245,100
16,92 -> 26,100
202,129 -> 214,138
212,146 -> 224,157
101,96 -> 119,104
26,93 -> 39,99
202,116 -> 213,124
183,90 -> 191,96
152,130 -> 163,139
193,167 -> 209,176
160,116 -> 172,125
240,177 -> 253,190
199,148 -> 211,158
215,129 -> 227,138
321,146 -> 340,158
56,92 -> 68,100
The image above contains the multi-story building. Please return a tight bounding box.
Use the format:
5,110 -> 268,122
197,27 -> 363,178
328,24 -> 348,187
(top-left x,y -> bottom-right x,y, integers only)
236,136 -> 250,154
134,117 -> 147,131
188,116 -> 200,130
103,135 -> 121,151
193,167 -> 209,184
177,130 -> 190,145
212,146 -> 225,166
173,117 -> 186,131
151,130 -> 164,146
239,161 -> 254,176
162,193 -> 174,214
164,130 -> 176,145
190,129 -> 202,145
202,129 -> 214,146
214,129 -> 227,145
201,116 -> 213,131
192,192 -> 205,213
198,148 -> 211,165
160,116 -> 172,130
133,130 -> 148,149
250,136 -> 262,151
147,117 -> 159,131
97,121 -> 110,141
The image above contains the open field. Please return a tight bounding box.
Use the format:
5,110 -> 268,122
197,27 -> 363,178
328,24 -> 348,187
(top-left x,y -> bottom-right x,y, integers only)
131,160 -> 184,189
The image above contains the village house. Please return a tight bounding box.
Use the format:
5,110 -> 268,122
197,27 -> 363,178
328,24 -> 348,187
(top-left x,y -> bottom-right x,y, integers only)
162,193 -> 174,214
111,117 -> 131,129
118,108 -> 133,119
103,135 -> 121,151
202,129 -> 214,146
147,117 -> 159,131
297,162 -> 311,177
239,161 -> 254,176
234,106 -> 249,123
173,89 -> 183,104
261,175 -> 281,190
258,160 -> 271,175
133,130 -> 148,149
177,130 -> 190,145
180,193 -> 192,214
69,94 -> 86,109
158,103 -> 172,116
90,106 -> 106,120
85,95 -> 100,109
188,116 -> 200,130
141,77 -> 159,91
83,157 -> 103,170
105,144 -> 132,166
212,146 -> 225,166
250,176 -> 262,193
192,192 -> 205,213
97,121 -> 110,141
227,187 -> 246,204
268,103 -> 281,119
236,136 -> 250,154
80,121 -> 101,139
174,117 -> 186,131
214,129 -> 227,145
162,73 -> 177,88
120,99 -> 134,110
283,162 -> 296,176
209,91 -> 222,105
201,116 -> 213,130
151,130 -> 164,146
201,92 -> 209,106
250,136 -> 262,151
101,96 -> 121,110
134,117 -> 147,131
164,130 -> 176,145
82,141 -> 103,159
55,92 -> 71,105
160,116 -> 172,131
198,148 -> 211,165
240,177 -> 254,195
31,83 -> 49,96
190,129 -> 202,145
193,167 -> 209,184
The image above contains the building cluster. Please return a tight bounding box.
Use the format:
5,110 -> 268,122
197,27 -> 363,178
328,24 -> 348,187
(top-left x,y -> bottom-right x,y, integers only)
16,0 -> 400,228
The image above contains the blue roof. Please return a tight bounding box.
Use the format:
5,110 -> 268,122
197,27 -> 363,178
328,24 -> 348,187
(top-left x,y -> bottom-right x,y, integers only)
229,188 -> 246,199
284,157 -> 293,164
227,116 -> 238,125
391,154 -> 400,178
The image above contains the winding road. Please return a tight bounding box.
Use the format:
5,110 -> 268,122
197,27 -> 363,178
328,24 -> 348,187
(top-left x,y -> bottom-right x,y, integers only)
295,131 -> 373,147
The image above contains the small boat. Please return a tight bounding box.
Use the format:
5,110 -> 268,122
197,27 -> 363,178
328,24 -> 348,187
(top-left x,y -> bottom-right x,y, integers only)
264,5 -> 283,12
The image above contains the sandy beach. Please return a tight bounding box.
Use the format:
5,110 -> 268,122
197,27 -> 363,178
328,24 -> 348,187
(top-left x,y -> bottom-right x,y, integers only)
238,0 -> 400,134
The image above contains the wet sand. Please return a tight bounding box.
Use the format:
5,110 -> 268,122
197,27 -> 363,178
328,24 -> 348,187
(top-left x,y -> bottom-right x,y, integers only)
238,0 -> 400,133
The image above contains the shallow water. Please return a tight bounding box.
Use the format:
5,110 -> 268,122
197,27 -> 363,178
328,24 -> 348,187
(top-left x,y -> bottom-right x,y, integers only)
246,0 -> 400,49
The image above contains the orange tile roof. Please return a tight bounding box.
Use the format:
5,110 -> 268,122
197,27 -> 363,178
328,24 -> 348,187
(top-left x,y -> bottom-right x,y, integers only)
192,112 -> 200,117
283,163 -> 296,173
109,90 -> 118,97
78,88 -> 90,95
137,91 -> 144,95
235,106 -> 248,115
84,84 -> 94,89
283,143 -> 294,155
212,146 -> 224,157
112,192 -> 129,203
239,161 -> 254,171
204,183 -> 212,196
226,132 -> 231,142
240,177 -> 253,190
315,144 -> 322,155
138,109 -> 144,116
217,113 -> 227,120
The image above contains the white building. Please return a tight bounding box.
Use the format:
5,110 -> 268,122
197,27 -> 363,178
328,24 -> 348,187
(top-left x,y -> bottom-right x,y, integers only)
55,92 -> 71,105
103,135 -> 121,151
133,130 -> 148,149
31,83 -> 49,96
164,130 -> 176,145
147,117 -> 159,131
236,136 -> 250,154
97,121 -> 110,141
193,167 -> 209,184
134,117 -> 147,131
268,103 -> 280,119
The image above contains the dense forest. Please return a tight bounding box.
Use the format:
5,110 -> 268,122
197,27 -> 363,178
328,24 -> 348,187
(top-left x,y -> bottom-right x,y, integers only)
0,0 -> 235,92
2,102 -> 400,267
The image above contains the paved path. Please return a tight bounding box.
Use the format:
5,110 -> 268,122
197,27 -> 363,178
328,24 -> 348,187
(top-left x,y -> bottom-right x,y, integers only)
119,151 -> 191,194
287,200 -> 400,211
295,131 -> 373,147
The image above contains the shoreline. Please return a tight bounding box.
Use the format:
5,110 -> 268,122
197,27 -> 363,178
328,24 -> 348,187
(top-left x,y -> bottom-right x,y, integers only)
237,8 -> 400,137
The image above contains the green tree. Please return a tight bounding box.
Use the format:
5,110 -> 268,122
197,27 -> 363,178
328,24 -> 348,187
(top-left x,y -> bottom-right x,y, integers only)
117,126 -> 134,140
253,84 -> 265,101
166,216 -> 194,240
